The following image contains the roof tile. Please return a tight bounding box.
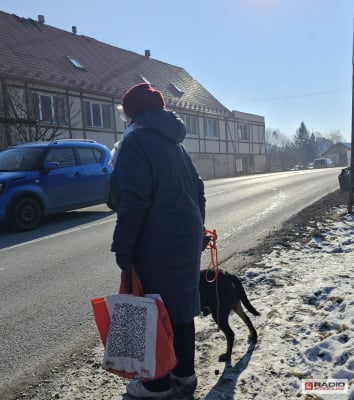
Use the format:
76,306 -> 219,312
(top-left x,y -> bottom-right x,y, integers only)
0,11 -> 232,116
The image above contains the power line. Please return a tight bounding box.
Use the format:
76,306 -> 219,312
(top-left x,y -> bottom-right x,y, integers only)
245,87 -> 350,102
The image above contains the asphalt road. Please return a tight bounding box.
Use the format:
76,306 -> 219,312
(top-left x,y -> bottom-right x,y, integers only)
0,167 -> 342,395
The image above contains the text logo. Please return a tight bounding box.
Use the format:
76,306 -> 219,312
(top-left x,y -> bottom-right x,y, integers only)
302,379 -> 348,395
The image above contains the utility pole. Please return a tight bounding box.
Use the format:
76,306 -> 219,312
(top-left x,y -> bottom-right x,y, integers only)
349,18 -> 354,213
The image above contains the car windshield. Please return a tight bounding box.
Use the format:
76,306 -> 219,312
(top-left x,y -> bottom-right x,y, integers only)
0,147 -> 45,171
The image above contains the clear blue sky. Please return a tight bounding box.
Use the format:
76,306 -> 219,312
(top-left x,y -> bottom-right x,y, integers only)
1,0 -> 353,142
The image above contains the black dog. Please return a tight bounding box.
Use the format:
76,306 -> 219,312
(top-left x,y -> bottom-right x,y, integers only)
199,269 -> 260,361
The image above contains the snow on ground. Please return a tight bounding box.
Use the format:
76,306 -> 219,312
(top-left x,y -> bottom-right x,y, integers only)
27,205 -> 354,399
222,205 -> 354,400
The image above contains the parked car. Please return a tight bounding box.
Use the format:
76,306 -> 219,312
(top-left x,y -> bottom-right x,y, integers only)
313,158 -> 334,168
0,140 -> 112,231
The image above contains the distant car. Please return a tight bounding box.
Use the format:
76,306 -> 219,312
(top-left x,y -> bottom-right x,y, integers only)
289,163 -> 306,171
313,158 -> 334,168
0,140 -> 112,231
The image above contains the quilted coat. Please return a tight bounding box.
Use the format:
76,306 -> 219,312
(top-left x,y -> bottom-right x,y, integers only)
111,110 -> 206,324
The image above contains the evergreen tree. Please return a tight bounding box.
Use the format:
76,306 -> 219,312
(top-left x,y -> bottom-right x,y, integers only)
294,121 -> 310,149
293,121 -> 314,164
307,132 -> 317,161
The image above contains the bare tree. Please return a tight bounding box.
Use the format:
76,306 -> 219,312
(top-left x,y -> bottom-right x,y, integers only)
327,130 -> 343,144
0,82 -> 76,148
265,128 -> 294,171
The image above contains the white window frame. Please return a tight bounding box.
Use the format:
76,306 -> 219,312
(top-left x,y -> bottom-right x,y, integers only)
205,118 -> 218,137
33,93 -> 67,124
182,114 -> 198,136
84,101 -> 112,128
238,124 -> 250,140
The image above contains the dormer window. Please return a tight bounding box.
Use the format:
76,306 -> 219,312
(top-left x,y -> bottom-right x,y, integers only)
137,74 -> 150,84
67,56 -> 85,70
168,83 -> 184,98
171,83 -> 184,95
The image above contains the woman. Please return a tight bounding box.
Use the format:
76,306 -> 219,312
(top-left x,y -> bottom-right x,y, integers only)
111,83 -> 206,399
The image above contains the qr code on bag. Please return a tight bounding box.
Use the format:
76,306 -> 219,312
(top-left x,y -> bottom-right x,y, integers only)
107,302 -> 147,362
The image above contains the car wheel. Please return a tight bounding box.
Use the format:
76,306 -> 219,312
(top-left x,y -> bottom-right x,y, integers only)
8,196 -> 43,231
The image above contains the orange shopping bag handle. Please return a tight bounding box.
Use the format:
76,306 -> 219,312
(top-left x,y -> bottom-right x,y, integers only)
119,267 -> 144,296
91,296 -> 111,346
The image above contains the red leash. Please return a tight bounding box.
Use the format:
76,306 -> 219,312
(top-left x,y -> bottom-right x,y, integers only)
203,229 -> 221,330
204,229 -> 219,281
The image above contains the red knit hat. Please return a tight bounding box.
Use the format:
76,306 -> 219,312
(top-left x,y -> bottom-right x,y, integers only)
122,83 -> 166,118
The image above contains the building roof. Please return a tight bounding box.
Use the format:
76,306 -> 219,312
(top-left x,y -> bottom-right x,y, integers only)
0,11 -> 232,116
322,142 -> 351,155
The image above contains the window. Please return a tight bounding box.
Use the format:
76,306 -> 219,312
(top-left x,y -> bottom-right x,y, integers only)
182,114 -> 198,135
236,158 -> 245,172
84,101 -> 112,128
238,124 -> 250,140
168,83 -> 184,98
67,56 -> 85,70
204,118 -> 218,137
32,93 -> 67,124
44,148 -> 76,168
170,83 -> 184,95
77,148 -> 102,165
0,148 -> 44,171
137,74 -> 150,84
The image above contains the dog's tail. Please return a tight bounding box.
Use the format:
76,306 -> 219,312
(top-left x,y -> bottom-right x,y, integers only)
228,274 -> 260,316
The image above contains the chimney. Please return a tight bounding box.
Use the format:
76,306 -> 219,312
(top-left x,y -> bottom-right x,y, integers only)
72,26 -> 77,34
38,15 -> 45,24
144,49 -> 151,58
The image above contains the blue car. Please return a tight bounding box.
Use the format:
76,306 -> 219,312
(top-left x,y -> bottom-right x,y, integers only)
0,140 -> 112,231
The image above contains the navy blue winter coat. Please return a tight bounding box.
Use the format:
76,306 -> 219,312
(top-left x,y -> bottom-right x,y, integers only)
111,110 -> 205,324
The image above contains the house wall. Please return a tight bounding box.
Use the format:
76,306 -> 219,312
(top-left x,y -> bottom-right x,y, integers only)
0,80 -> 267,180
69,97 -> 83,129
191,153 -> 239,180
232,110 -> 266,173
183,137 -> 199,152
254,154 -> 267,172
322,144 -> 351,167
